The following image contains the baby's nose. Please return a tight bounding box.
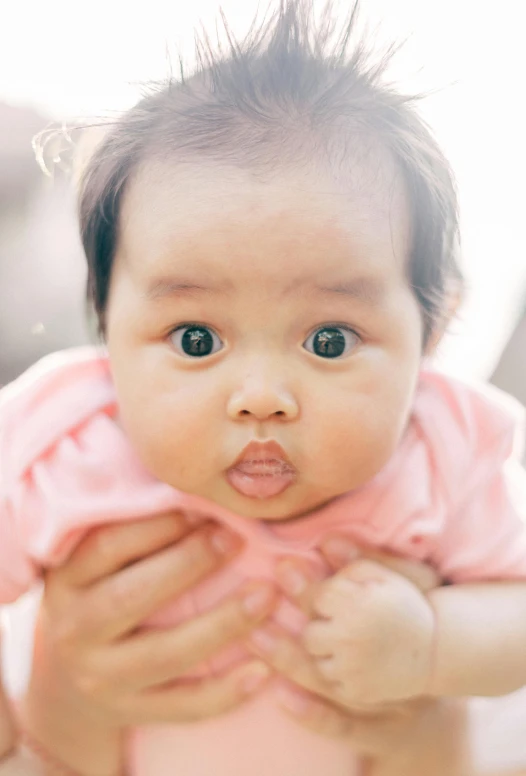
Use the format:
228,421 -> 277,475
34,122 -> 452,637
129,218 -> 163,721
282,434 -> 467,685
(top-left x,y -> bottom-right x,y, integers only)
227,380 -> 299,421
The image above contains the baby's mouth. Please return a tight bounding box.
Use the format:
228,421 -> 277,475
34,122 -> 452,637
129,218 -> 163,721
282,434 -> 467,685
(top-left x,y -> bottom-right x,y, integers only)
226,441 -> 296,500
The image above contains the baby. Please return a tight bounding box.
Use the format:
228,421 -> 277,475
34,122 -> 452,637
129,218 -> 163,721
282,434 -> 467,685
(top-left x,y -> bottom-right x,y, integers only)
1,1 -> 526,775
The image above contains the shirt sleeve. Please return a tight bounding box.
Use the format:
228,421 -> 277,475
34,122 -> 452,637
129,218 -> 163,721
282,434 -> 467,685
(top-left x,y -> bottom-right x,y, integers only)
0,348 -> 185,606
429,383 -> 526,582
0,348 -> 113,604
0,428 -> 39,604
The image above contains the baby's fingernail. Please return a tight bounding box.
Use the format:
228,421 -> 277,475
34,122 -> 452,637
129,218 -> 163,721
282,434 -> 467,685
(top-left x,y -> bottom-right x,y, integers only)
209,527 -> 240,556
242,585 -> 275,617
322,537 -> 359,563
276,687 -> 310,716
276,565 -> 307,597
250,628 -> 277,654
240,663 -> 271,695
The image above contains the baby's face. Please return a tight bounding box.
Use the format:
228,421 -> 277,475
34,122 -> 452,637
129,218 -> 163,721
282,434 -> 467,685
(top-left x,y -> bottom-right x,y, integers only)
106,159 -> 423,520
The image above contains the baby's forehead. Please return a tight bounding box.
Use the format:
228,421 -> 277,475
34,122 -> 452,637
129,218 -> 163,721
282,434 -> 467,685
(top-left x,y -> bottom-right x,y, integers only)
124,144 -> 408,237
117,155 -> 411,296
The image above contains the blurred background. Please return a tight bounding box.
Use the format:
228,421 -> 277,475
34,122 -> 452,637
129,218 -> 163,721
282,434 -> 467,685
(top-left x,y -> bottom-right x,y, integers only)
0,0 -> 525,404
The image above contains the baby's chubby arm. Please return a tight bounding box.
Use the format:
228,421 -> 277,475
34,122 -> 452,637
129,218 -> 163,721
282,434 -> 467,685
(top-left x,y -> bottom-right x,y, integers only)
424,580 -> 526,697
278,538 -> 526,706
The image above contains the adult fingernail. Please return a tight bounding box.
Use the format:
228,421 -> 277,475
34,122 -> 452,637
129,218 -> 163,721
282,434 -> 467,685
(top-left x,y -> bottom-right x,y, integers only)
250,628 -> 277,654
276,687 -> 310,716
240,663 -> 271,695
322,537 -> 359,563
209,527 -> 240,556
276,565 -> 307,597
242,584 -> 275,617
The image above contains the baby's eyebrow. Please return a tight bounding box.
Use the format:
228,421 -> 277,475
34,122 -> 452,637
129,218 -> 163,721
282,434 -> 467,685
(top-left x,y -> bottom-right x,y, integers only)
144,275 -> 386,305
306,277 -> 387,305
144,277 -> 231,300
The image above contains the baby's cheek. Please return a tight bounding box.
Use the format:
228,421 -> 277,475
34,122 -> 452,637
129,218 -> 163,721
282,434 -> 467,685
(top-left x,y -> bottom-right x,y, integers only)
122,394 -> 216,486
317,386 -> 407,480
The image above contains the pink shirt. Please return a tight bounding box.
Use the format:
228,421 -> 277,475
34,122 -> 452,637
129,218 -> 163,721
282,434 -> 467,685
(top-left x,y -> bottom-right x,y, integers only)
1,347 -> 525,776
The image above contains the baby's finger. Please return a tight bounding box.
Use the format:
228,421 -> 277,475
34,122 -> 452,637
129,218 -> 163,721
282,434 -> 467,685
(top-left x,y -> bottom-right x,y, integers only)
127,661 -> 272,724
377,554 -> 439,593
320,535 -> 439,593
247,623 -> 331,698
377,553 -> 439,593
59,512 -> 192,587
354,551 -> 439,594
312,558 -> 421,620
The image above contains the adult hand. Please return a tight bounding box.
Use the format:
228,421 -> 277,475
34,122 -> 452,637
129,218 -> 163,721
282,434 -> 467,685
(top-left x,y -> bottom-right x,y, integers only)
0,635 -> 16,760
21,513 -> 278,775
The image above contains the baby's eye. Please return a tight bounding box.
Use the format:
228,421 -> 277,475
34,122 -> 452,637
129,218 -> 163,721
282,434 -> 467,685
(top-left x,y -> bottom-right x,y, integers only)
303,326 -> 360,359
170,325 -> 223,358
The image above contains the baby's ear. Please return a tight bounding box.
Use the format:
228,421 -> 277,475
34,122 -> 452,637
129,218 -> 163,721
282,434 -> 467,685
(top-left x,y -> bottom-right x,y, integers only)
424,280 -> 464,357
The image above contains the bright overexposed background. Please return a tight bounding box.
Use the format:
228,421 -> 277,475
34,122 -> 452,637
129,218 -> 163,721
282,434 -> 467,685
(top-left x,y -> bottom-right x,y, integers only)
0,0 -> 525,380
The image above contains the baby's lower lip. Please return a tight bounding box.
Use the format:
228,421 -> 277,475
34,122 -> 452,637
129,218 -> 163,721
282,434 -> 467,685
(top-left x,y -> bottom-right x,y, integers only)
226,460 -> 296,499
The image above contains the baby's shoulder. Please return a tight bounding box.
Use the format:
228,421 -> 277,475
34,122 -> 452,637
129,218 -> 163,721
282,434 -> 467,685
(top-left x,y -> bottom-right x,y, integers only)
414,369 -> 525,489
0,347 -> 116,480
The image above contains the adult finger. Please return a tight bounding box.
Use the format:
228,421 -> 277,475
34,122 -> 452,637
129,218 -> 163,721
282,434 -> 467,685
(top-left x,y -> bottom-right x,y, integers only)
102,581 -> 279,690
126,660 -> 272,724
320,535 -> 440,593
57,512 -> 193,587
274,558 -> 326,617
276,684 -> 354,738
247,623 -> 330,698
72,524 -> 244,642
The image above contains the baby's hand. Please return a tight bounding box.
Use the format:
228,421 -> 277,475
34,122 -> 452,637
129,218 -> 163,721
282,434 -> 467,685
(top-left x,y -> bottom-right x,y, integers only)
302,559 -> 435,707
